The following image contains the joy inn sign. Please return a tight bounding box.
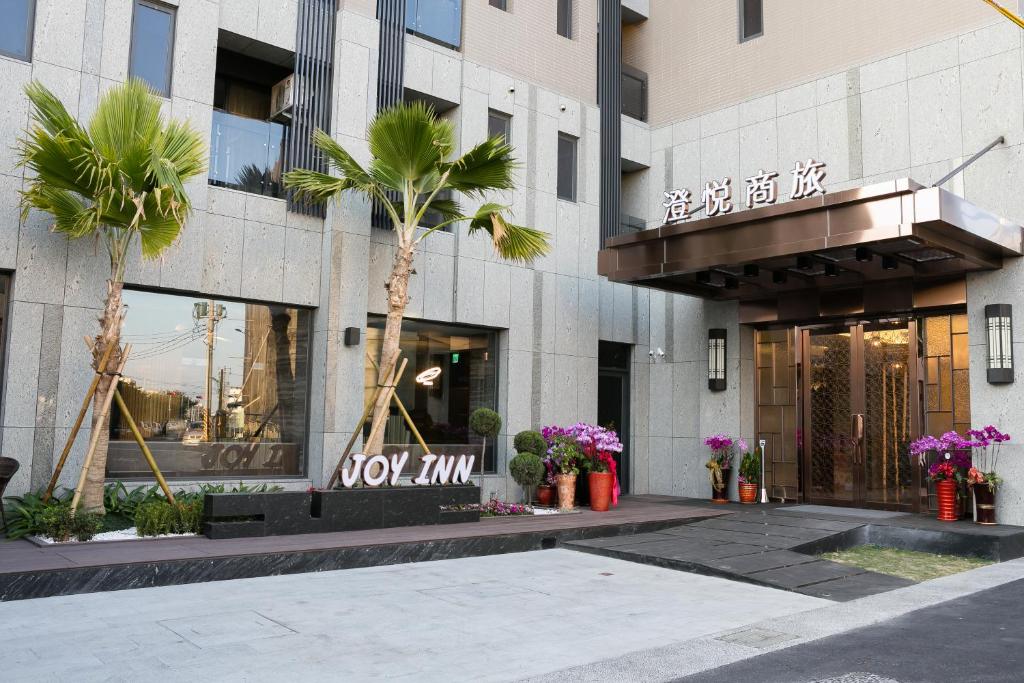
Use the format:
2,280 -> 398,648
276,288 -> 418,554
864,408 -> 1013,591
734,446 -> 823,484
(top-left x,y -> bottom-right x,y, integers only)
663,159 -> 827,224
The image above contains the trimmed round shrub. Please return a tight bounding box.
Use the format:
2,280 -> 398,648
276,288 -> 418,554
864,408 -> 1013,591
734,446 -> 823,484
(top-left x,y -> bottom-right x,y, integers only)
513,430 -> 547,456
468,408 -> 502,439
509,452 -> 545,488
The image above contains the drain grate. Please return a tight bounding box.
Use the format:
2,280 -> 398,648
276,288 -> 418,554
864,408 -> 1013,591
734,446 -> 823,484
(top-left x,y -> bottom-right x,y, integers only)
812,674 -> 900,683
715,626 -> 798,649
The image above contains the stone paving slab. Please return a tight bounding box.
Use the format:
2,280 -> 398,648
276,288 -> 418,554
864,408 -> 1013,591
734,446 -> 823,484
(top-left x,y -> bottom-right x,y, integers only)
705,549 -> 821,575
794,572 -> 915,602
745,559 -> 871,589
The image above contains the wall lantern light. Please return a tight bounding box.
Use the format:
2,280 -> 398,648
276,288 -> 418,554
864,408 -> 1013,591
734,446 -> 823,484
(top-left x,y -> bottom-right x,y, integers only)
985,304 -> 1014,384
708,328 -> 727,391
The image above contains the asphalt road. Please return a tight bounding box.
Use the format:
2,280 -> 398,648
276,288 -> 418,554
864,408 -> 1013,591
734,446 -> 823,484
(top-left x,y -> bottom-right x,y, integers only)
679,578 -> 1024,683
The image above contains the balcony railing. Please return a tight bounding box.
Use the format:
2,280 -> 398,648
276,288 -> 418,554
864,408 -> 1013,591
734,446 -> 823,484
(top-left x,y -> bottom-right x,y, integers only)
620,213 -> 646,234
406,0 -> 462,50
208,110 -> 287,199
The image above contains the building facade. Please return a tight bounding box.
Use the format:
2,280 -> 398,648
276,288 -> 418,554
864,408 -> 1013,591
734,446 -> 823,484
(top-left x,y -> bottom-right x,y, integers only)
2,0 -> 1024,523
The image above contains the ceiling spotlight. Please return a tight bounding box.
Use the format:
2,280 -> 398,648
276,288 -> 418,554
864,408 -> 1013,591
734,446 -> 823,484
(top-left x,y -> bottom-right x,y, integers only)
743,264 -> 760,278
882,255 -> 899,271
855,247 -> 873,263
725,276 -> 739,290
696,271 -> 712,285
772,270 -> 788,285
796,255 -> 814,270
825,263 -> 839,277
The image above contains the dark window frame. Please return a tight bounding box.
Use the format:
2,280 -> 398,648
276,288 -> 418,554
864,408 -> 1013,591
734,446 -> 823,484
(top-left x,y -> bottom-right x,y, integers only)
556,0 -> 572,39
621,64 -> 647,122
128,0 -> 177,97
0,0 -> 36,62
738,0 -> 763,43
557,132 -> 578,203
487,109 -> 512,144
488,0 -> 508,10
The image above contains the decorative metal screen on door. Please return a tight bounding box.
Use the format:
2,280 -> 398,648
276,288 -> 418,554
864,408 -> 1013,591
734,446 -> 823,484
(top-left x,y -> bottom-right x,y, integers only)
755,329 -> 799,501
922,314 -> 971,511
862,328 -> 912,506
808,333 -> 854,501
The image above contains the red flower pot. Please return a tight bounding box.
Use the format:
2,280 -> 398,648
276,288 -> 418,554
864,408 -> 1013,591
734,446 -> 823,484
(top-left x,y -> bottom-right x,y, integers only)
588,472 -> 615,512
936,479 -> 958,522
536,485 -> 555,507
739,483 -> 758,504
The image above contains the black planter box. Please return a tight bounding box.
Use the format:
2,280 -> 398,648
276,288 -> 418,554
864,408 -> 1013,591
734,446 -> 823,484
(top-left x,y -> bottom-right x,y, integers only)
203,485 -> 480,539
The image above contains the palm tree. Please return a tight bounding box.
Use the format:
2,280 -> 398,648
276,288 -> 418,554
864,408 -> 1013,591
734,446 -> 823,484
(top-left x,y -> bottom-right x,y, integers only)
285,101 -> 550,458
18,79 -> 206,513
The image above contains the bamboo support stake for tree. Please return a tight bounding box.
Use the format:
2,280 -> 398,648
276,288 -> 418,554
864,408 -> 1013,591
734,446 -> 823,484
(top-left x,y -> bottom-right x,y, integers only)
70,345 -> 131,514
113,389 -> 176,504
327,357 -> 409,489
367,353 -> 431,456
43,339 -> 118,503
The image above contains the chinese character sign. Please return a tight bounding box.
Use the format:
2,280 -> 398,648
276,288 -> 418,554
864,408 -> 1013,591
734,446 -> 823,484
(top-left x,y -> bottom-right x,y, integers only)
661,159 -> 827,225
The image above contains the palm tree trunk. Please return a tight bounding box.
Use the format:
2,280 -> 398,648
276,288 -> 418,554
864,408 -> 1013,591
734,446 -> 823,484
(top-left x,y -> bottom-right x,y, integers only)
80,279 -> 125,514
364,245 -> 415,457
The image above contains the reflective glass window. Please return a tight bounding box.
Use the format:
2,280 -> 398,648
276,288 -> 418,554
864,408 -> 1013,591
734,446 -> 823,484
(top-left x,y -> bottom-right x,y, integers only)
107,290 -> 311,479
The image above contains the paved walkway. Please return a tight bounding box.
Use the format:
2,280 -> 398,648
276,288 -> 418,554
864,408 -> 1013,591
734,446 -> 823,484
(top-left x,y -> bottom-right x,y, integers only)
679,576 -> 1024,682
0,549 -> 827,682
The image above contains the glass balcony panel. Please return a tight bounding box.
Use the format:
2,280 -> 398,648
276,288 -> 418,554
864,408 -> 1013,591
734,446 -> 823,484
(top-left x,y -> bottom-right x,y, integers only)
406,0 -> 462,49
208,109 -> 287,199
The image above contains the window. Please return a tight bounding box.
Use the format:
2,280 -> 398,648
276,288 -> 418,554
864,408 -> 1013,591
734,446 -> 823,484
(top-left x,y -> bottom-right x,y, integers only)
621,65 -> 647,122
209,48 -> 293,198
106,290 -> 312,480
487,109 -> 511,144
557,133 -> 577,202
489,0 -> 507,9
557,0 -> 572,38
365,318 -> 499,473
129,1 -> 176,97
739,0 -> 763,42
406,0 -> 462,50
0,0 -> 35,61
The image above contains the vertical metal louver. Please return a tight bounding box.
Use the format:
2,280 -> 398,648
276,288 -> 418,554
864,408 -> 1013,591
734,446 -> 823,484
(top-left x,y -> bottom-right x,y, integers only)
286,0 -> 339,217
372,0 -> 407,228
598,0 -> 622,248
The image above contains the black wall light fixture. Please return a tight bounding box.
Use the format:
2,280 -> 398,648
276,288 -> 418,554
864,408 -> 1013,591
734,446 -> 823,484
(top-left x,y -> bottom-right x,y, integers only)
985,304 -> 1013,384
344,327 -> 361,347
708,328 -> 727,391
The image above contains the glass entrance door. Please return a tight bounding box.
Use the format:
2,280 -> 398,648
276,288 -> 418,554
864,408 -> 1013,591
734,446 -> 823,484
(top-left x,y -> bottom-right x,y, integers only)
801,321 -> 920,510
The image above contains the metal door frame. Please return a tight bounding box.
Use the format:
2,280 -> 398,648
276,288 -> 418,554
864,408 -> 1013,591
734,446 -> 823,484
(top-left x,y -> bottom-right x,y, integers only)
799,319 -> 922,512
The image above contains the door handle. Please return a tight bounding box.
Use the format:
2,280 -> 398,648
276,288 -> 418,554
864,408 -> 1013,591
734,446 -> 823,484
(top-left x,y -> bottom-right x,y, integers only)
851,413 -> 864,464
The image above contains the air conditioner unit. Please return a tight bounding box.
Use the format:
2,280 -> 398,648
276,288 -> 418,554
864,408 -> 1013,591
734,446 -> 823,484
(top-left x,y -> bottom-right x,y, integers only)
270,74 -> 294,122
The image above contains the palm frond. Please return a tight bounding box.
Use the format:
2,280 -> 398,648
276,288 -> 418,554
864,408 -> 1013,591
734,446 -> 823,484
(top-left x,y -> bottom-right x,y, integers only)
283,167 -> 352,203
467,202 -> 551,263
442,135 -> 517,196
367,101 -> 451,181
17,79 -> 205,266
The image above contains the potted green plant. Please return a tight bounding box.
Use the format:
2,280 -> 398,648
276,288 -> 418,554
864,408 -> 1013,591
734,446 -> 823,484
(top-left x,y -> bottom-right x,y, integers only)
513,430 -> 551,505
509,452 -> 545,505
966,426 -> 1010,525
548,435 -> 582,510
703,434 -> 735,503
738,443 -> 760,504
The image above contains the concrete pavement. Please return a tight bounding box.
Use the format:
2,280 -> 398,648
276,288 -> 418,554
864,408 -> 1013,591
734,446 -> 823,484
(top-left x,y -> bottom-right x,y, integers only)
0,549 -> 826,682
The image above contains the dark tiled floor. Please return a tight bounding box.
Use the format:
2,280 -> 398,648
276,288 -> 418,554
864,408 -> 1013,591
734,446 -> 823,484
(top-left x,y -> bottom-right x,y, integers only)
564,506 -> 959,602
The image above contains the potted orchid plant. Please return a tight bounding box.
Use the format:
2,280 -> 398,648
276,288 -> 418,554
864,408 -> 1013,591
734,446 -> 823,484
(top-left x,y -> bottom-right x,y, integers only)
572,423 -> 622,512
910,431 -> 972,522
547,434 -> 583,510
703,434 -> 735,504
966,425 -> 1010,525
